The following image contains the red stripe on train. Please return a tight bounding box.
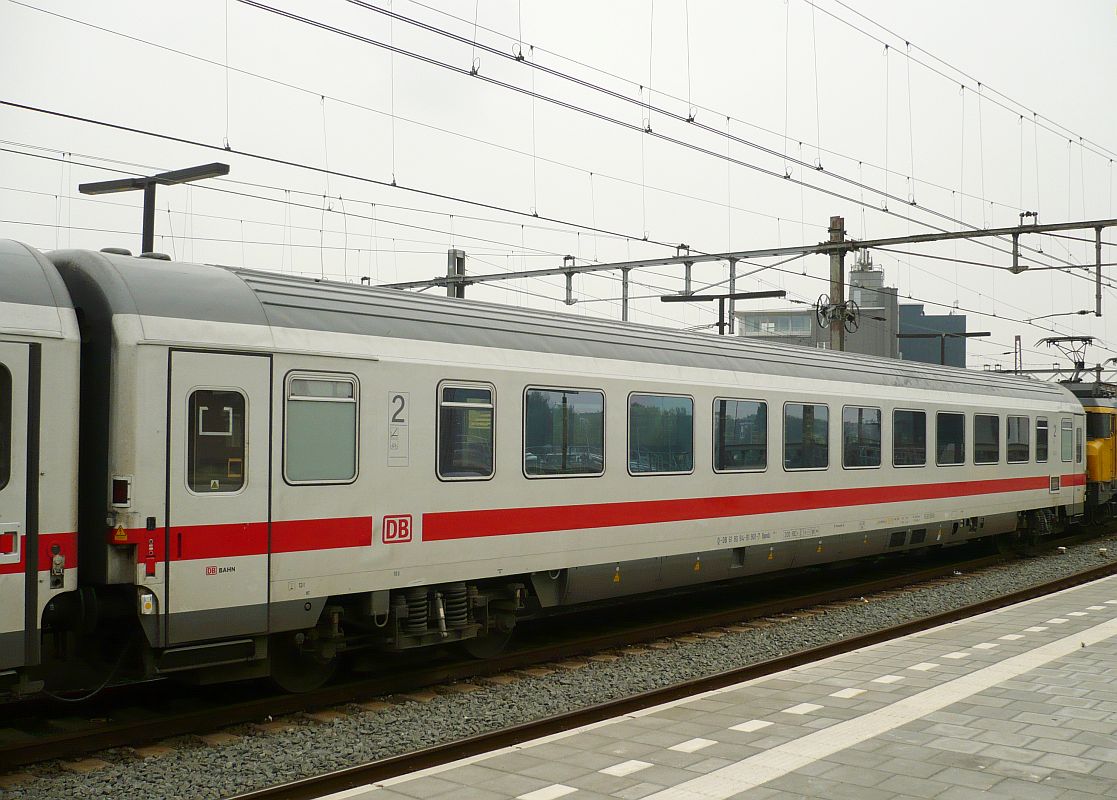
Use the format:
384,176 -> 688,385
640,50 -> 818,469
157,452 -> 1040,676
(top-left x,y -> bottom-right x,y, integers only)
107,516 -> 373,563
0,532 -> 79,576
271,516 -> 373,553
422,474 -> 1087,541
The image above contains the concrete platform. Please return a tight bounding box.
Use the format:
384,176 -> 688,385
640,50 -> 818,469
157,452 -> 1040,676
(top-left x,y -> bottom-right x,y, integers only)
325,576 -> 1117,799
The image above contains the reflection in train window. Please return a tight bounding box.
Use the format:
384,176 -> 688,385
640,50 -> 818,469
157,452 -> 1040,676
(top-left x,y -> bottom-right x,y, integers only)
713,398 -> 767,472
0,364 -> 10,491
628,394 -> 693,475
285,374 -> 358,483
974,414 -> 1000,464
1061,418 -> 1073,462
842,406 -> 881,468
524,388 -> 604,477
936,412 -> 965,466
187,389 -> 246,493
784,403 -> 829,470
438,384 -> 495,479
1036,418 -> 1049,462
893,409 -> 926,467
1007,416 -> 1030,463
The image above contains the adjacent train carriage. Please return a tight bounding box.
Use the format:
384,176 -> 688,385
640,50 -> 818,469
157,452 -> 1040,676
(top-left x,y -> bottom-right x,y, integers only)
0,241 -> 80,692
1064,381 -> 1117,510
43,246 -> 1086,689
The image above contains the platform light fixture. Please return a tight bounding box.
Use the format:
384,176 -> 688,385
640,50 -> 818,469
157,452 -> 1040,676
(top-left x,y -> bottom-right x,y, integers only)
79,162 -> 231,255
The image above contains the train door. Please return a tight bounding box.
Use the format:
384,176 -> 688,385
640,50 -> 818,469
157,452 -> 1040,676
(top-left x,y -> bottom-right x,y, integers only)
166,351 -> 271,645
0,342 -> 34,671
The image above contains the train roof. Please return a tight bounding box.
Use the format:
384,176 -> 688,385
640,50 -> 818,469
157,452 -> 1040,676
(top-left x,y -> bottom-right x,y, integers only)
43,246 -> 1075,403
0,240 -> 76,338
0,240 -> 75,310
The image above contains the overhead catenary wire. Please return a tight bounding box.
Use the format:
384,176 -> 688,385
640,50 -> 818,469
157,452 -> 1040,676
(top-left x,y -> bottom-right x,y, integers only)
233,0 -> 1088,276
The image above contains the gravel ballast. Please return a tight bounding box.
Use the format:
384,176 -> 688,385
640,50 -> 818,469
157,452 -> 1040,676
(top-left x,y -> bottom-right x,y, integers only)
4,533 -> 1116,800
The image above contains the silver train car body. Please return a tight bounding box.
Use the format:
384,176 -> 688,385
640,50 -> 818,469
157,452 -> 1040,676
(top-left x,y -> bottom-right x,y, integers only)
0,243 -> 1088,689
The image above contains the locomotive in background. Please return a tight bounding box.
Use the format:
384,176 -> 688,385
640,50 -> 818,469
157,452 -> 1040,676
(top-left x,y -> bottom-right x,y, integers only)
0,240 -> 1108,695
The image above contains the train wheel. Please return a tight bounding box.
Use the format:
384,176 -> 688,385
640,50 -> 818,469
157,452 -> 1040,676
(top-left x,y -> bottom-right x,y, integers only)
462,628 -> 513,659
269,633 -> 336,693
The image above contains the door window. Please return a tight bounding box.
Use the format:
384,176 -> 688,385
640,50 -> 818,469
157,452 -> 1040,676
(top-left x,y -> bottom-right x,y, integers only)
187,389 -> 247,492
0,365 -> 9,491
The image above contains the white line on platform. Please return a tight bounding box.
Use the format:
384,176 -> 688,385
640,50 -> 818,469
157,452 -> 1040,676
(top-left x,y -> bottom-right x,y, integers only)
641,611 -> 1117,799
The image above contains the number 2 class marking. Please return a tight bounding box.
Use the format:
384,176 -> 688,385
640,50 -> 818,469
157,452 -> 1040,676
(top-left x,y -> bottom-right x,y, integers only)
391,393 -> 407,423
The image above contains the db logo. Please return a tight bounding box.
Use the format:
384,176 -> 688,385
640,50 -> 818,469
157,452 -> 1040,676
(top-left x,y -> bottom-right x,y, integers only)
382,515 -> 413,544
205,565 -> 217,576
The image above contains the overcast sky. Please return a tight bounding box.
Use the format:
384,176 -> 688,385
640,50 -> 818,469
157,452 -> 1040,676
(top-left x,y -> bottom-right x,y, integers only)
2,0 -> 1115,370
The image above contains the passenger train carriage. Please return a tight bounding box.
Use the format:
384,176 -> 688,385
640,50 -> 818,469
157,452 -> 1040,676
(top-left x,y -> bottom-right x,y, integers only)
0,241 -> 79,691
0,242 -> 1093,691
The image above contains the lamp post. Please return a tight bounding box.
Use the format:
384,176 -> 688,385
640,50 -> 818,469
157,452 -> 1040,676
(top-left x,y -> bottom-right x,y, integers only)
661,290 -> 787,335
79,162 -> 231,255
896,331 -> 991,366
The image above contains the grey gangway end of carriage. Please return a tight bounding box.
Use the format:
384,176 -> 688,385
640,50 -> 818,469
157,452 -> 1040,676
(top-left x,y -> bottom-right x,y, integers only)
0,240 -> 80,694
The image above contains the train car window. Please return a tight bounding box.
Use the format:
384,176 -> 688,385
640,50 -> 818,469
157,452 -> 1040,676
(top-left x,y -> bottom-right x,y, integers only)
784,403 -> 829,470
1060,418 -> 1073,462
1036,418 -> 1049,462
1007,416 -> 1030,463
893,410 -> 926,467
187,389 -> 247,493
285,374 -> 358,484
524,388 -> 604,477
842,406 -> 881,468
0,364 -> 10,491
628,394 -> 694,475
1087,412 -> 1112,438
438,384 -> 495,479
974,414 -> 1000,464
1076,424 -> 1084,464
936,412 -> 965,465
713,398 -> 767,472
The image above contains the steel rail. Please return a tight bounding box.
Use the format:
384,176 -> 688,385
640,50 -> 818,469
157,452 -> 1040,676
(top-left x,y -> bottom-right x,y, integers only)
231,559 -> 1117,800
0,549 -> 1015,771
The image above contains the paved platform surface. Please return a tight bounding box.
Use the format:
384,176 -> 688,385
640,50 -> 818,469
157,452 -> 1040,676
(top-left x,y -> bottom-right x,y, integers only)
325,575 -> 1117,800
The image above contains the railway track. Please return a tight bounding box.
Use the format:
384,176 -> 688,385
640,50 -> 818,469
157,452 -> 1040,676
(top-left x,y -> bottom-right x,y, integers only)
231,558 -> 1117,800
0,532 -> 1108,776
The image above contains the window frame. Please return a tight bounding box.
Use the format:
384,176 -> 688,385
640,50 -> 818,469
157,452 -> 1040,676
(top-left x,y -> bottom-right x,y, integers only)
935,411 -> 966,467
1036,417 -> 1049,463
0,363 -> 10,492
841,404 -> 882,470
782,401 -> 830,472
1060,417 -> 1073,463
973,413 -> 1000,465
1006,415 -> 1030,464
186,386 -> 249,496
712,396 -> 768,474
522,385 -> 606,480
892,408 -> 927,468
437,381 -> 497,482
627,391 -> 695,477
282,370 -> 360,486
